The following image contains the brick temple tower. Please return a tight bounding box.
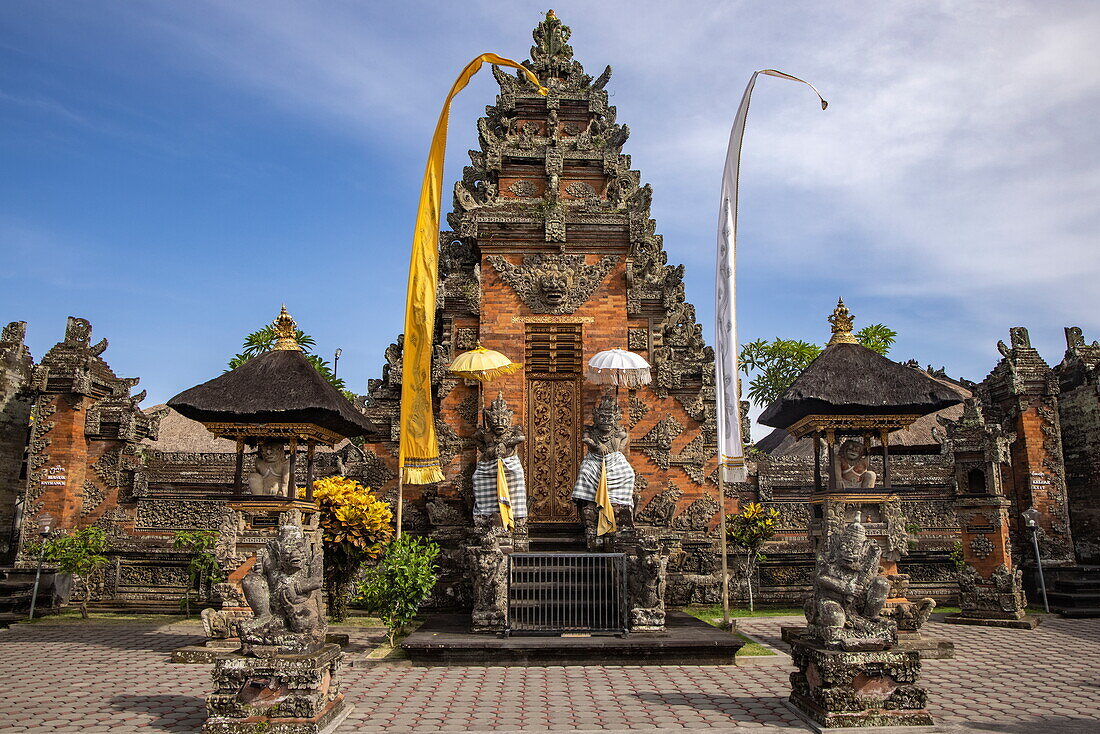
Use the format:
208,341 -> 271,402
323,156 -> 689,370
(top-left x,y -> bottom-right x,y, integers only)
16,317 -> 158,560
979,327 -> 1074,564
362,11 -> 727,604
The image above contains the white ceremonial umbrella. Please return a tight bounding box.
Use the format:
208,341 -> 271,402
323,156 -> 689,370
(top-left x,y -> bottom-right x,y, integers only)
586,348 -> 652,390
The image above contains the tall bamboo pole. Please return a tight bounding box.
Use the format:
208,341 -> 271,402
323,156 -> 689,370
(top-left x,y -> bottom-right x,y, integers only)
719,470 -> 730,629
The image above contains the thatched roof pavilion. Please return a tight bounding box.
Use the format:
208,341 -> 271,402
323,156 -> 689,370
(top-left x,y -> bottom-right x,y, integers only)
167,306 -> 369,499
757,299 -> 963,491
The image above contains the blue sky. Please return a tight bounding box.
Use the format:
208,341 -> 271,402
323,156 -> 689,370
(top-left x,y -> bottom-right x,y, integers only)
3,1 -> 1099,426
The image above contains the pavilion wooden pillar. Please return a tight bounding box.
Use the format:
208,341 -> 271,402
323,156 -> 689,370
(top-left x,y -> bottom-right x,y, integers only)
287,437 -> 298,500
825,429 -> 838,491
879,428 -> 892,488
305,440 -> 316,501
233,438 -> 245,495
813,431 -> 823,492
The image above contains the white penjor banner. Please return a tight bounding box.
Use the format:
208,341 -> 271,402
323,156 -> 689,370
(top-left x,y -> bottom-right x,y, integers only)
715,69 -> 826,483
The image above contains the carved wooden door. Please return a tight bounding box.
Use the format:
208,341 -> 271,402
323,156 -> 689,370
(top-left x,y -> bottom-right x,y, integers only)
524,323 -> 583,524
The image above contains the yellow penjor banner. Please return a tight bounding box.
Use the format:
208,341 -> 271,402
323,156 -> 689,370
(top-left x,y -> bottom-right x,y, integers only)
400,54 -> 546,485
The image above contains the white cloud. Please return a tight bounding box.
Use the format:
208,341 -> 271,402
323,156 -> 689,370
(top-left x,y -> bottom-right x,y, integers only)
74,0 -> 1100,382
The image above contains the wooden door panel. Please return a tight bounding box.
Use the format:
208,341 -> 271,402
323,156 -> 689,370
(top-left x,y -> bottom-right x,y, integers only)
525,377 -> 581,522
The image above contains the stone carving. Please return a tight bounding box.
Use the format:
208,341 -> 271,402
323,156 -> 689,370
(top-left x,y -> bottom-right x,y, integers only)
836,439 -> 876,488
240,524 -> 325,656
487,254 -> 617,314
627,327 -> 649,352
248,440 -> 291,496
627,393 -> 649,428
957,564 -> 1027,617
626,532 -> 670,630
636,483 -> 681,526
507,179 -> 540,197
672,496 -> 720,531
454,327 -> 478,351
471,393 -> 527,523
572,394 -> 635,545
564,180 -> 598,199
135,499 -> 227,530
969,535 -> 994,559
466,527 -> 508,633
884,598 -> 937,631
804,515 -> 895,650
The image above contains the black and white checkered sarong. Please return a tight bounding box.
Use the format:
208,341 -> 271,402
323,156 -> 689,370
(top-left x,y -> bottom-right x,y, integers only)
472,456 -> 527,518
571,451 -> 635,506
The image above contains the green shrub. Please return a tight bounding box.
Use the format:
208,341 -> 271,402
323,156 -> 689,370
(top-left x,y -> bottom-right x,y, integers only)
172,530 -> 224,616
44,527 -> 110,619
357,534 -> 440,645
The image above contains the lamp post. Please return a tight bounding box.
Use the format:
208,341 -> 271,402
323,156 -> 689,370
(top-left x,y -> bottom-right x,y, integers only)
333,348 -> 342,377
1022,506 -> 1049,614
28,512 -> 53,620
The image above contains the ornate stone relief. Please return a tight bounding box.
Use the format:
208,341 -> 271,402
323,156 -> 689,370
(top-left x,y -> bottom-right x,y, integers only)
507,179 -> 540,197
969,535 -> 994,559
487,254 -> 617,314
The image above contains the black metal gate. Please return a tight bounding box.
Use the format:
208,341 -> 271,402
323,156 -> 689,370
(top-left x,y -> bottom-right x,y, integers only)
507,552 -> 628,635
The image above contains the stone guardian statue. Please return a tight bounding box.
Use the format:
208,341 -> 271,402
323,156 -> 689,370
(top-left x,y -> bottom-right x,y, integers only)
471,393 -> 527,533
804,514 -> 894,650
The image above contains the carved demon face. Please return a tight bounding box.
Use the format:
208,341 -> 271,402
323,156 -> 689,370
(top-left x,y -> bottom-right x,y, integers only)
538,268 -> 573,305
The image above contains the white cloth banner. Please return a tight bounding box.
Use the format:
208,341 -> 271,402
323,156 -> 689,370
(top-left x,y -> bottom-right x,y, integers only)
715,69 -> 826,483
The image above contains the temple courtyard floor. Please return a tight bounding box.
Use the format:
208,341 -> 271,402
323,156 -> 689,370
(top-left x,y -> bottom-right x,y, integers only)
0,613 -> 1097,733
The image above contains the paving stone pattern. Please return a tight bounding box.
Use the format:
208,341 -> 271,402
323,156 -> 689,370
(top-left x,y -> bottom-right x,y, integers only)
0,615 -> 1097,732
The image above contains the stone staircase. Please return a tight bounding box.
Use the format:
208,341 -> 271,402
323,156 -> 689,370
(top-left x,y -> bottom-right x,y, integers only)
1045,565 -> 1100,618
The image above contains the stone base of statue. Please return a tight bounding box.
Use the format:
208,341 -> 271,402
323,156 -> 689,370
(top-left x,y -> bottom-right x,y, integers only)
943,610 -> 1040,629
881,599 -> 954,659
203,643 -> 352,734
786,633 -> 933,730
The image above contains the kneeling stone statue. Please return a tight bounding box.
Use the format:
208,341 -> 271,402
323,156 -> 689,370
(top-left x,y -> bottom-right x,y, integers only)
804,513 -> 895,651
240,524 -> 326,655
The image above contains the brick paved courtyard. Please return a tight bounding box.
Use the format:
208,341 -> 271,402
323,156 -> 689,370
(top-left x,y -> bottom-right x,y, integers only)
0,614 -> 1097,733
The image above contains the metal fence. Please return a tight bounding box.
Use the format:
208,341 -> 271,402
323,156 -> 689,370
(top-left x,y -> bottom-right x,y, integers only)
507,552 -> 628,635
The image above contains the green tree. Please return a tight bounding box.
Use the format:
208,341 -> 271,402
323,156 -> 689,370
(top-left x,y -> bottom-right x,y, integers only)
172,530 -> 224,617
739,324 -> 897,408
726,502 -> 781,612
227,324 -> 347,392
357,534 -> 440,645
44,527 -> 111,619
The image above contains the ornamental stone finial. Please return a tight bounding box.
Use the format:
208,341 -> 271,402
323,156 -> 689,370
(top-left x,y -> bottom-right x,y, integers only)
827,298 -> 857,345
272,304 -> 301,351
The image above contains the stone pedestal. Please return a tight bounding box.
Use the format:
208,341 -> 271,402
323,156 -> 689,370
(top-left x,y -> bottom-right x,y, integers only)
944,564 -> 1039,629
787,635 -> 933,729
203,643 -> 352,734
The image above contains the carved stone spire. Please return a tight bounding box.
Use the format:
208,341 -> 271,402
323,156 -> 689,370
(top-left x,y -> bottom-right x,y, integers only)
529,10 -> 575,76
827,298 -> 858,345
272,305 -> 301,351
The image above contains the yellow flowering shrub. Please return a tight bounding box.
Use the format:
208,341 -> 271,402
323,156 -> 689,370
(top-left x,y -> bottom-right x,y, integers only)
313,476 -> 393,560
312,476 -> 394,620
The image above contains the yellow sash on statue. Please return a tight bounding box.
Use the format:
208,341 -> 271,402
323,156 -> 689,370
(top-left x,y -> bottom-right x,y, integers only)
595,457 -> 617,536
496,458 -> 515,531
399,55 -> 546,485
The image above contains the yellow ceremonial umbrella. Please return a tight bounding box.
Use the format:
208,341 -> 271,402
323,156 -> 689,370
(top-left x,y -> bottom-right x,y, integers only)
448,343 -> 522,529
448,343 -> 522,383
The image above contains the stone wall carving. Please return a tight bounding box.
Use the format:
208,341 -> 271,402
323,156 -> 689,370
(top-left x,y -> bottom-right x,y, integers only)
486,254 -> 617,314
